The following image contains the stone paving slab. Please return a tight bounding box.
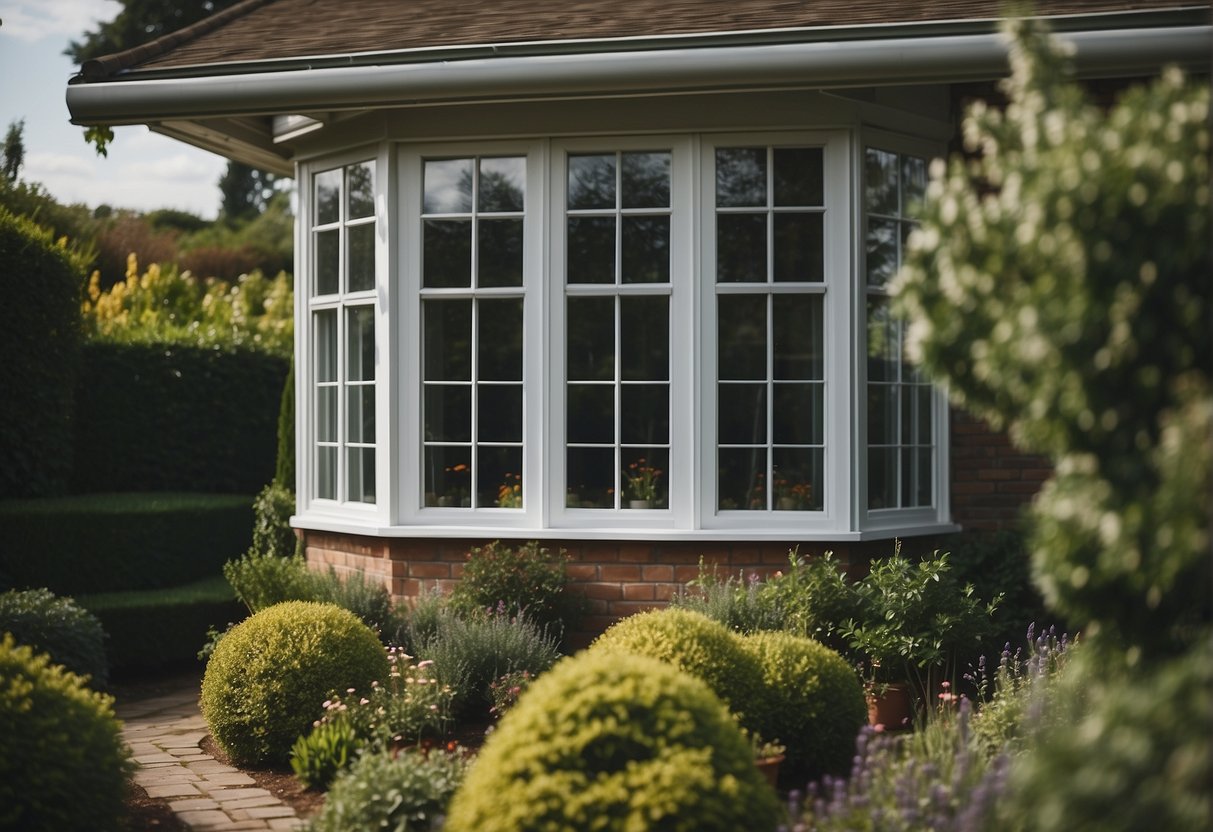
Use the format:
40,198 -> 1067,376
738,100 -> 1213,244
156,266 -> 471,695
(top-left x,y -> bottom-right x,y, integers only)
117,685 -> 305,831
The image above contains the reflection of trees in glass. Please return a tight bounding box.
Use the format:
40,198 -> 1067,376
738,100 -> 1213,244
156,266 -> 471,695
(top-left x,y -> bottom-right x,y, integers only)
621,152 -> 670,208
621,217 -> 670,283
568,155 -> 616,209
478,159 -> 525,212
716,148 -> 766,207
347,162 -> 375,218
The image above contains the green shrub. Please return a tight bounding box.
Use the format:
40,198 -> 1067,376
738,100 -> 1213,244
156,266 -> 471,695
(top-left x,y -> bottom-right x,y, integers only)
672,560 -> 784,634
756,551 -> 858,653
589,607 -> 765,726
78,575 -> 243,673
947,530 -> 1053,652
0,492 -> 253,594
0,634 -> 133,832
0,206 -> 82,498
417,607 -> 559,718
0,588 -> 108,687
275,359 -> 295,490
445,650 -> 780,832
450,541 -> 581,636
72,342 -> 287,494
740,630 -> 867,780
313,747 -> 470,832
251,481 -> 297,558
389,583 -> 448,653
290,719 -> 362,790
318,569 -> 394,638
200,601 -> 389,766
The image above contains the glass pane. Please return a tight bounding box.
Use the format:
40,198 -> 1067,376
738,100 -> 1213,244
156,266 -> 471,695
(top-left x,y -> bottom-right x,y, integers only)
425,447 -> 472,507
424,384 -> 471,442
906,447 -> 933,507
479,446 -> 524,509
868,447 -> 896,510
315,229 -> 339,295
566,446 -> 615,508
773,294 -> 823,381
773,147 -> 823,207
347,306 -> 375,382
568,154 -> 616,210
623,447 -> 668,508
772,383 -> 823,445
315,168 -> 341,225
317,446 -> 337,500
868,383 -> 897,446
621,216 -> 669,284
901,155 -> 927,215
867,298 -> 900,382
718,447 -> 766,511
315,309 -> 337,382
914,384 -> 934,445
478,298 -> 524,381
424,158 -> 473,214
317,387 -> 337,443
479,157 -> 525,213
718,294 -> 767,380
423,220 -> 471,288
423,299 -> 471,381
717,213 -> 767,283
347,385 -> 375,444
567,384 -> 614,444
718,383 -> 767,445
772,447 -> 823,511
865,148 -> 899,215
866,218 -> 899,288
347,223 -> 375,292
347,447 -> 375,504
567,297 -> 614,381
568,217 -> 615,284
621,296 -> 668,381
478,384 -> 523,442
621,384 -> 669,445
478,219 -> 523,288
347,162 -> 375,219
621,152 -> 670,209
773,213 -> 823,283
716,147 -> 766,207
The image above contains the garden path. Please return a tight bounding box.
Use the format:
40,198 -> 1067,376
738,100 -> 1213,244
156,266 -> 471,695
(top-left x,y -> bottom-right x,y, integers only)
117,684 -> 306,831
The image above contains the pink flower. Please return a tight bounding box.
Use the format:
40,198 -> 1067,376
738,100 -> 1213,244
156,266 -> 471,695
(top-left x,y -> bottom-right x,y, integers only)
360,698 -> 370,705
417,660 -> 434,669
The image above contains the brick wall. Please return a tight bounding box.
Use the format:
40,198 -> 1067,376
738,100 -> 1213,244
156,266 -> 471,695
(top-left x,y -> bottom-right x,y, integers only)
950,408 -> 1052,531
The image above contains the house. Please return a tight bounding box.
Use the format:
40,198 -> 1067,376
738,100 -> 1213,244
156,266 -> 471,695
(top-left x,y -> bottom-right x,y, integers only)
66,0 -> 1211,632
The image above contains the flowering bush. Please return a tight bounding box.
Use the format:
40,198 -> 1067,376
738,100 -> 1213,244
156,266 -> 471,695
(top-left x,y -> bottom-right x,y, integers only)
624,457 -> 662,502
488,669 -> 533,719
449,540 -> 582,636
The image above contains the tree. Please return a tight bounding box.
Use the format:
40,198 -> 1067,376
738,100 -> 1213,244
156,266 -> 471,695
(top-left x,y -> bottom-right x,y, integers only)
218,162 -> 277,222
2,119 -> 25,183
65,0 -> 243,63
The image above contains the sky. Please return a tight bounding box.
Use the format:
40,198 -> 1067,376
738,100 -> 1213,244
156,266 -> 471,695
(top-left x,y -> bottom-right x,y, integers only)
0,0 -> 228,218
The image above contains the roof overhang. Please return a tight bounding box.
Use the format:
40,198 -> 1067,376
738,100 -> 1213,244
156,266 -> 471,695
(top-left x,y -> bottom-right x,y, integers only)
65,13 -> 1213,174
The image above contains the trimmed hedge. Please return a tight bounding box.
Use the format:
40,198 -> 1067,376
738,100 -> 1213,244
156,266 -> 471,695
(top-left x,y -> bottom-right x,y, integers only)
72,341 -> 287,494
0,206 -> 82,499
0,588 -> 109,687
0,492 -> 253,594
78,575 -> 244,673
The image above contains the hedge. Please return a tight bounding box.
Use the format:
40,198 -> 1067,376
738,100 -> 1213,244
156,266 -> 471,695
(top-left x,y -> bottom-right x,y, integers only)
72,342 -> 288,494
0,492 -> 253,594
0,206 -> 83,499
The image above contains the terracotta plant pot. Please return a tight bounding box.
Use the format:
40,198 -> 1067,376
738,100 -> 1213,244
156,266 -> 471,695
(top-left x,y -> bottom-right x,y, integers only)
867,683 -> 913,729
755,754 -> 784,789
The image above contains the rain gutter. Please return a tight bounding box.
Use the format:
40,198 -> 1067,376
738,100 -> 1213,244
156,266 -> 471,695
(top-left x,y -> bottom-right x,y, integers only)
67,23 -> 1211,126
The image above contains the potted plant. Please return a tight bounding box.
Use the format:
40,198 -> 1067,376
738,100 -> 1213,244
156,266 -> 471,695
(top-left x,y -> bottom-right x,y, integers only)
841,544 -> 1000,726
624,458 -> 662,509
738,724 -> 786,789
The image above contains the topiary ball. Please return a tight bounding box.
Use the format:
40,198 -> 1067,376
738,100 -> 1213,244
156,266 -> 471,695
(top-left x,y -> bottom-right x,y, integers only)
589,607 -> 765,724
0,587 -> 109,687
740,630 -> 867,779
0,634 -> 133,832
445,650 -> 781,832
201,600 -> 389,766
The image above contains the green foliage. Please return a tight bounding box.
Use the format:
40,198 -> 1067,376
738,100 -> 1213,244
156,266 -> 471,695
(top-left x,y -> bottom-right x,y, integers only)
590,607 -> 765,727
388,583 -> 449,653
756,550 -> 858,652
72,342 -> 287,494
313,747 -> 471,832
78,575 -> 243,673
740,630 -> 867,780
0,206 -> 82,497
0,634 -> 133,832
893,19 -> 1210,657
251,481 -> 298,558
68,0 -> 244,61
0,178 -> 98,272
946,530 -> 1052,652
415,606 -> 559,718
450,540 -> 582,636
0,492 -> 253,594
3,118 -> 25,183
219,161 -> 279,221
290,718 -> 362,790
200,601 -> 389,766
275,359 -> 296,490
0,588 -> 108,687
672,560 -> 785,634
445,650 -> 781,832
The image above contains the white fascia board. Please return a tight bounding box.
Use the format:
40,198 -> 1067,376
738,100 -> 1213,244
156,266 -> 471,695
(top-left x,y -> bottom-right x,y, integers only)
68,26 -> 1210,126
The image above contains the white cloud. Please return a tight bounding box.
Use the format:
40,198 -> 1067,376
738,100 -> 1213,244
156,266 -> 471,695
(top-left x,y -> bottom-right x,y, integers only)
25,150 -> 94,177
120,152 -> 225,183
0,0 -> 121,44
